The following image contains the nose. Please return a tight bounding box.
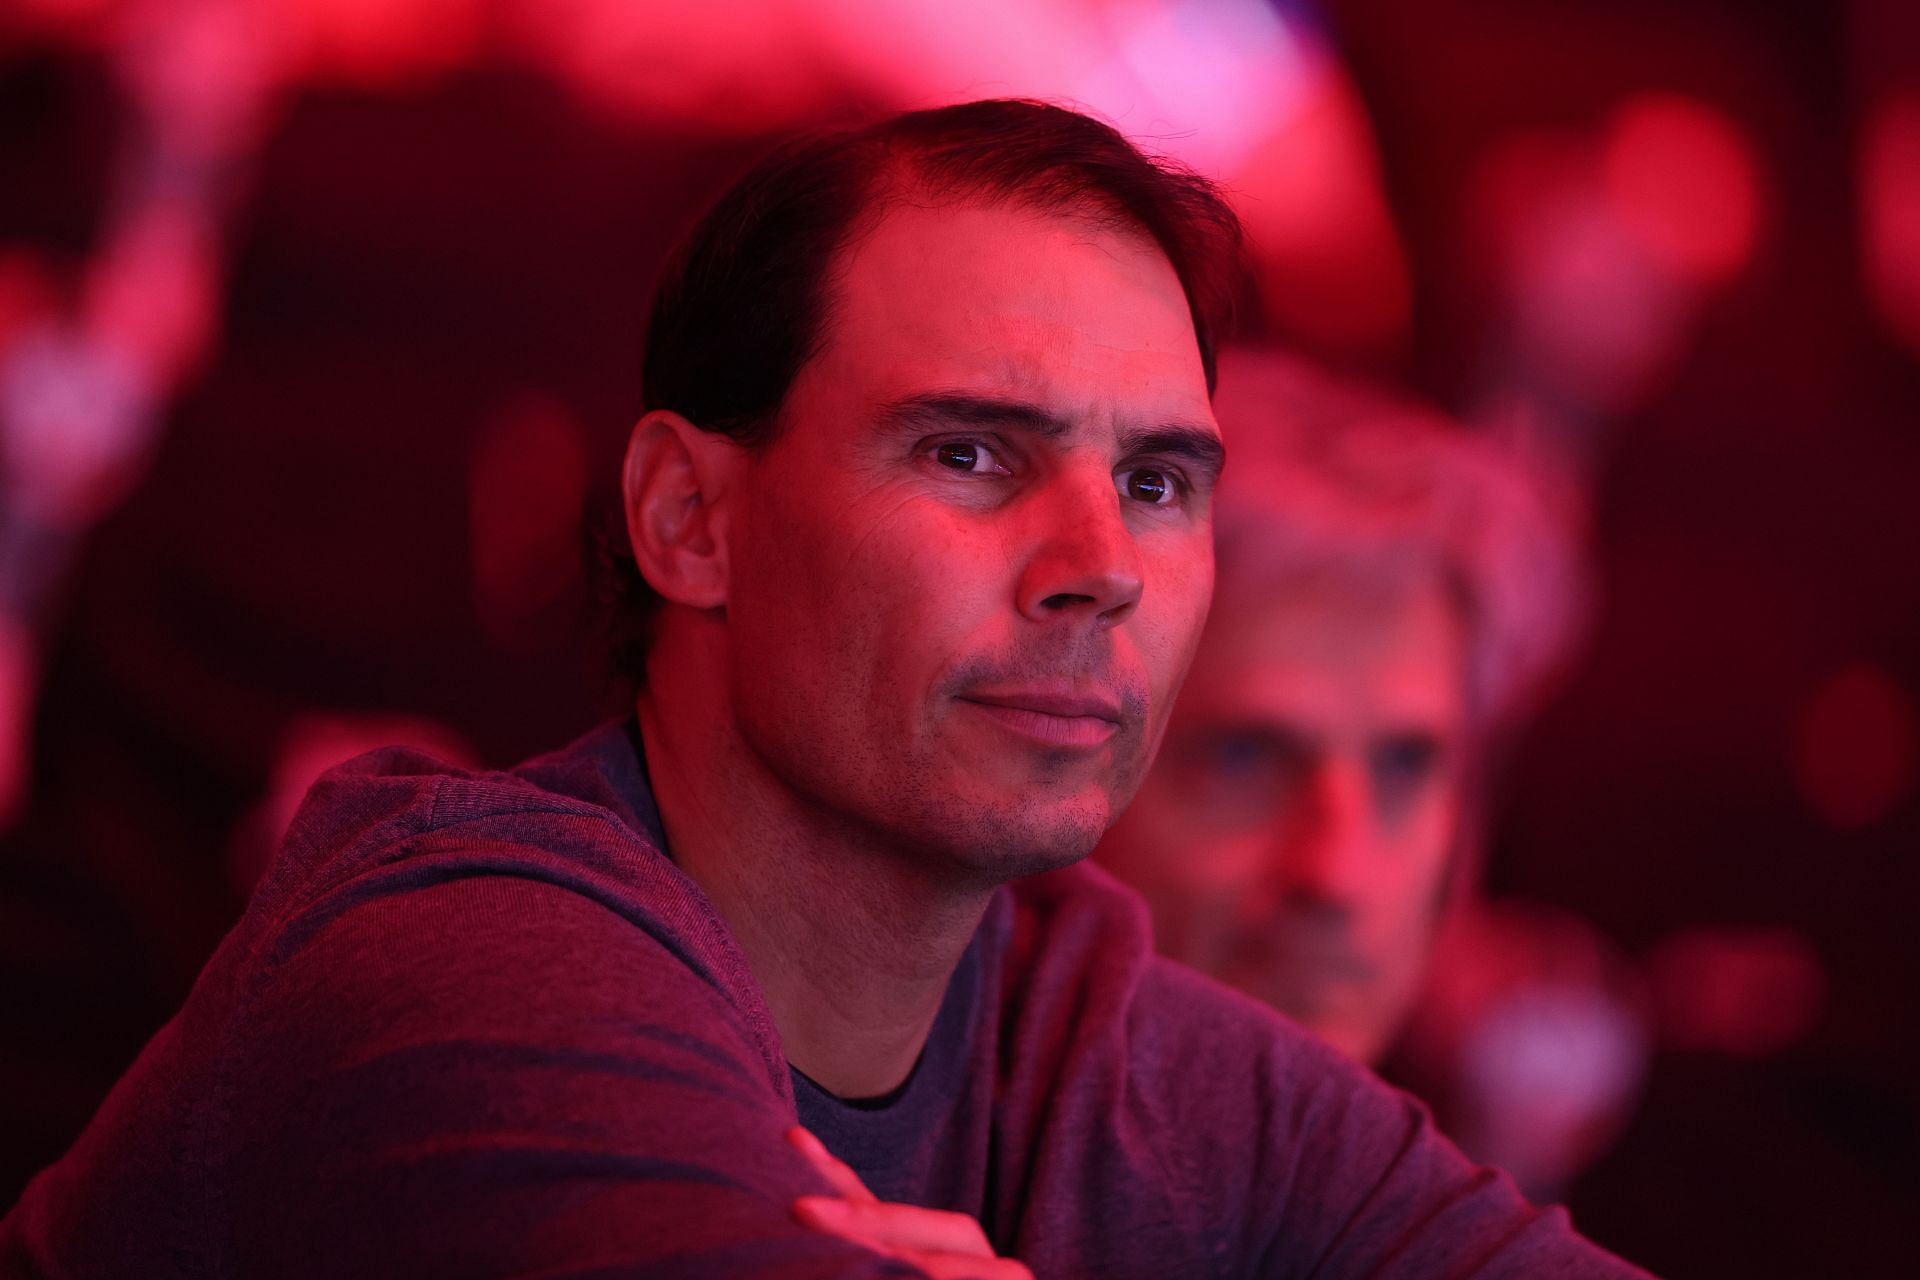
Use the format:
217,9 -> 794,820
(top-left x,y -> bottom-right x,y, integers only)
1014,470 -> 1144,628
1265,757 -> 1375,911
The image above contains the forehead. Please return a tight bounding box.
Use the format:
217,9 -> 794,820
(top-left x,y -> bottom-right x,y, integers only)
1184,572 -> 1470,729
795,198 -> 1211,424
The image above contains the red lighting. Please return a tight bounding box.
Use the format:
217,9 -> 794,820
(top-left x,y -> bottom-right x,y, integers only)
1647,927 -> 1825,1057
287,0 -> 484,87
1861,93 -> 1920,359
1792,664 -> 1918,829
1601,91 -> 1762,285
0,251 -> 58,356
468,395 -> 588,653
1230,72 -> 1411,353
1466,128 -> 1691,415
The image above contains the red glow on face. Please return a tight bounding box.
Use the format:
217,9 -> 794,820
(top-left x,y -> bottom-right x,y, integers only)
1601,92 -> 1762,285
468,395 -> 587,653
1792,664 -> 1918,829
1861,93 -> 1920,359
720,202 -> 1217,875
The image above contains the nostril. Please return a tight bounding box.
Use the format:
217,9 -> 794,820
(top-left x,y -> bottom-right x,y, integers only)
1041,592 -> 1098,611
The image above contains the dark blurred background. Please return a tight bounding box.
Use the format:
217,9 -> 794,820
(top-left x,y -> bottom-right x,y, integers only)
1,2 -> 1915,1275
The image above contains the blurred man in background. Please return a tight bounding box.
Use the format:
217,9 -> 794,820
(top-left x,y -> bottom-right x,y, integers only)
1099,347 -> 1646,1195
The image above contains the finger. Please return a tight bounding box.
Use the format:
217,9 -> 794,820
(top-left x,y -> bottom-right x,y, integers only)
791,1196 -> 900,1258
896,1249 -> 1037,1280
792,1196 -> 995,1258
784,1126 -> 878,1203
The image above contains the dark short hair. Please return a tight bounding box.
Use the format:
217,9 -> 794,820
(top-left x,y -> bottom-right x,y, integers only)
607,98 -> 1245,679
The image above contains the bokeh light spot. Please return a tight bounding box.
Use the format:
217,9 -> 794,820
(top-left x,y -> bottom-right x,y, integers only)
1860,93 -> 1920,359
1792,663 -> 1918,829
1647,926 -> 1825,1057
1602,91 -> 1762,284
1230,69 -> 1410,353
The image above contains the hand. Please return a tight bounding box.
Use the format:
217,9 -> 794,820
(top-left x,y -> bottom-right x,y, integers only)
785,1126 -> 1034,1280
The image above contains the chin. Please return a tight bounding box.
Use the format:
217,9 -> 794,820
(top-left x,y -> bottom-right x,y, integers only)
924,797 -> 1110,885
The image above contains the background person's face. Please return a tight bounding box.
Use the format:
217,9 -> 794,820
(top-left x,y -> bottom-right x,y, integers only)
721,199 -> 1220,886
1099,571 -> 1469,1061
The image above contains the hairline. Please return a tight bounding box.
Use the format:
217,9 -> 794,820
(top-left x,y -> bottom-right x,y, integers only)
760,158 -> 1210,446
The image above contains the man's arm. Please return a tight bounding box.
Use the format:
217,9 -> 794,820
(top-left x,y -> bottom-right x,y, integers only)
787,1128 -> 1033,1280
1265,1067 -> 1650,1278
1135,964 -> 1653,1279
218,870 -> 923,1277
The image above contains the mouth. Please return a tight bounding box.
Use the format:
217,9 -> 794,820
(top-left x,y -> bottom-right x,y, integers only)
955,689 -> 1124,749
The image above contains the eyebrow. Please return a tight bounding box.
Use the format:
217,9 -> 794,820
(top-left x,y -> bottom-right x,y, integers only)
877,390 -> 1227,480
1118,425 -> 1226,483
878,391 -> 1073,438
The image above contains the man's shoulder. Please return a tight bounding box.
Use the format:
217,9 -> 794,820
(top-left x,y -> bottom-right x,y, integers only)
1000,857 -> 1308,1042
995,857 -> 1344,1102
984,860 -> 1402,1271
238,720 -> 781,1073
259,722 -> 660,916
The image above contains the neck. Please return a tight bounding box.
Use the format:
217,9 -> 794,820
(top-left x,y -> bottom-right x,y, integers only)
636,630 -> 991,1100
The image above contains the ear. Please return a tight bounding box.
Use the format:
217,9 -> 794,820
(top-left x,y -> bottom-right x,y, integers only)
621,410 -> 747,610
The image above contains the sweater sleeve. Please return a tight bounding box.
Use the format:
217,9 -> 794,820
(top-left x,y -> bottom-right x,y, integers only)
215,867 -> 923,1279
1140,963 -> 1653,1280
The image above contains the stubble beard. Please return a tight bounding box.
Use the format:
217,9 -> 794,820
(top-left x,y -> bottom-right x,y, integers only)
743,700 -> 1151,896
732,623 -> 1161,892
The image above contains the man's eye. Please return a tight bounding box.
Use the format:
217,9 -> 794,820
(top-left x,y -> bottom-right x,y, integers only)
1207,733 -> 1283,781
931,440 -> 1005,474
1372,735 -> 1439,782
1174,728 -> 1308,829
1119,466 -> 1181,505
1370,735 -> 1443,812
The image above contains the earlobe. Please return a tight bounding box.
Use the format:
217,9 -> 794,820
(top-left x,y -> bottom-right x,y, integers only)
621,410 -> 743,611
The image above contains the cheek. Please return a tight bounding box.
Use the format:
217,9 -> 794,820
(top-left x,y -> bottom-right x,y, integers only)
1368,828 -> 1456,944
840,510 -> 1013,681
727,483 -> 893,716
1138,544 -> 1215,697
733,485 -> 1009,695
1401,788 -> 1463,883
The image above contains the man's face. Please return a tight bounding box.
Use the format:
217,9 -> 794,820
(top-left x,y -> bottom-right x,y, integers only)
721,199 -> 1220,887
1098,571 -> 1469,1062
